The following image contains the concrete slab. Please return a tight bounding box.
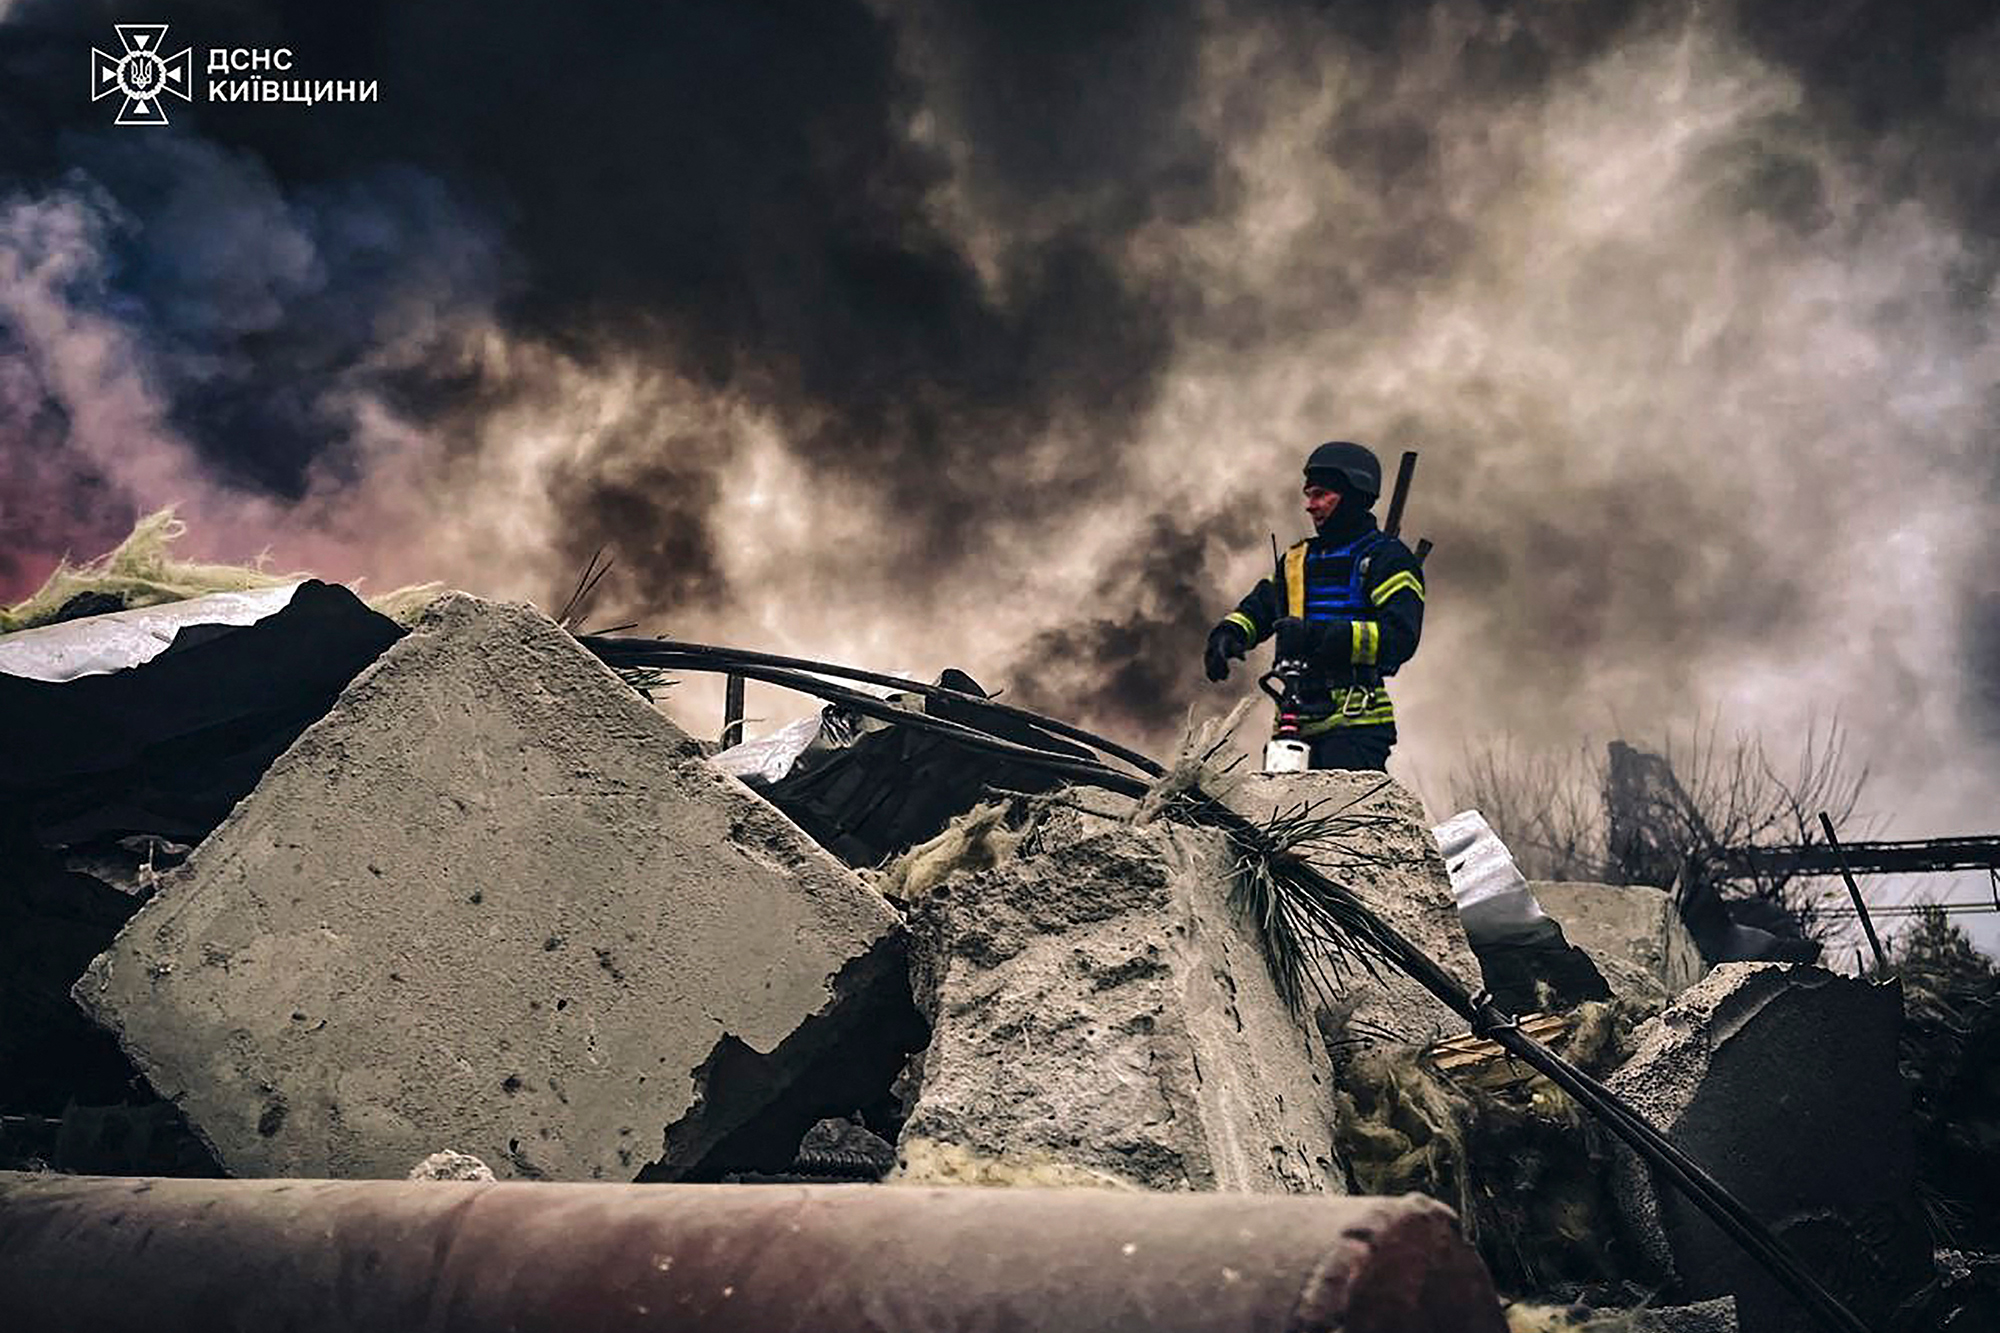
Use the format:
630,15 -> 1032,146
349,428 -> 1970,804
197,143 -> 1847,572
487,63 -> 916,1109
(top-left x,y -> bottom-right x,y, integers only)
896,808 -> 1342,1193
1232,772 -> 1483,1045
1604,963 -> 1930,1332
1531,881 -> 1706,1008
74,593 -> 901,1182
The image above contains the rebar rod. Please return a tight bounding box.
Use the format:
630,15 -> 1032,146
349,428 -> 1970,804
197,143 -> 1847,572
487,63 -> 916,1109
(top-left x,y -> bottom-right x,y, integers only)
1820,812 -> 1888,973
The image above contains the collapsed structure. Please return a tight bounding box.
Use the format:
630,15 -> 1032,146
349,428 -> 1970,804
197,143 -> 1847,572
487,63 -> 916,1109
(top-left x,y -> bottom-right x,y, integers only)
0,547 -> 1977,1331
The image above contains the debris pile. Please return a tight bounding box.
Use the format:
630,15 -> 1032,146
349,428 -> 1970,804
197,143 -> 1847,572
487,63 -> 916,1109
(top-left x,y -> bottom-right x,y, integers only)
1,523 -> 1985,1332
1528,881 -> 1706,1011
1329,999 -> 1641,1297
1874,904 -> 2000,1255
1,552 -> 406,1169
1503,1297 -> 1741,1332
714,666 -> 1089,867
1231,770 -> 1487,1044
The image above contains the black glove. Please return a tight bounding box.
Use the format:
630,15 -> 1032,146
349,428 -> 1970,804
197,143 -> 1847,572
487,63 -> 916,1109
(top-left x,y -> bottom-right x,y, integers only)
1273,616 -> 1329,663
1204,622 -> 1248,681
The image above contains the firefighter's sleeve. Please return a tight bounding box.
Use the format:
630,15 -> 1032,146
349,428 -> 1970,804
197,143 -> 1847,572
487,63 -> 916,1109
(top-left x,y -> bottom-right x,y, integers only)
1222,565 -> 1285,647
1365,547 -> 1425,673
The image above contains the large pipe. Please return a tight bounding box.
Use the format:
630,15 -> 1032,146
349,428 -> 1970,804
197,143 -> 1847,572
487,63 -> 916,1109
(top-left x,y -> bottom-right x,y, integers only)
0,1175 -> 1504,1333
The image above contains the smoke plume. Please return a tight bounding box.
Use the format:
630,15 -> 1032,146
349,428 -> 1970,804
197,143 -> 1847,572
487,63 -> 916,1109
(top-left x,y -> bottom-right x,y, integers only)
3,0 -> 1996,938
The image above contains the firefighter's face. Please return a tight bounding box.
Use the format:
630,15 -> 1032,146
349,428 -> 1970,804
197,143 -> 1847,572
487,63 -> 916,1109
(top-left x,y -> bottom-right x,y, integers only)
1303,483 -> 1340,527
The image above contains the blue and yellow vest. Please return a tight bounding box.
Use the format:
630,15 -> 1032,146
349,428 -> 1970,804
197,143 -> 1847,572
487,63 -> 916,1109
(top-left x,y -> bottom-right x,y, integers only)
1277,530 -> 1396,733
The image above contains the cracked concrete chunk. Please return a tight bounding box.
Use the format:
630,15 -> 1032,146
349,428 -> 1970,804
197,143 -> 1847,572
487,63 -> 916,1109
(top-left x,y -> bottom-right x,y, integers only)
1605,963 -> 1930,1333
73,593 -> 900,1182
897,807 -> 1342,1193
1233,772 -> 1483,1044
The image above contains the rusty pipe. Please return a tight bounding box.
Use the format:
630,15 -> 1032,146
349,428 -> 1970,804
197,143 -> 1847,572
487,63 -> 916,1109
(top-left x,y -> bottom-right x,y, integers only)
0,1175 -> 1504,1333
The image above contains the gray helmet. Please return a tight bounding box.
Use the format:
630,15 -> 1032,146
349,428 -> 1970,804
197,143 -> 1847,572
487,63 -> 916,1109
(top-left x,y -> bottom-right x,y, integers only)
1303,440 -> 1381,499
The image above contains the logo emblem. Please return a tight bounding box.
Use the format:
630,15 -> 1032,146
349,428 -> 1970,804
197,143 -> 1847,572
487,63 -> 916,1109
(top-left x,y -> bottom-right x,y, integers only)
91,25 -> 193,125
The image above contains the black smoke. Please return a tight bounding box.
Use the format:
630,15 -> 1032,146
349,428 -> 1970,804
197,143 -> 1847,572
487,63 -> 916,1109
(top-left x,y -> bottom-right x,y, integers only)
3,0 -> 1997,829
0,0 -> 1222,602
1005,506 -> 1270,739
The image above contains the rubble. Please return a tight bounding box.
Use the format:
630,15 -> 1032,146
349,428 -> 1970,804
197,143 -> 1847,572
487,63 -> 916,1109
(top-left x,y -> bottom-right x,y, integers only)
1505,1297 -> 1738,1332
1530,881 -> 1706,1008
3,514 -> 1977,1333
1,580 -> 404,1132
713,666 -> 1090,866
73,593 -> 905,1183
1233,772 -> 1484,1044
0,581 -> 405,850
1604,963 -> 1931,1332
1635,1300 -> 1742,1333
407,1150 -> 495,1181
1331,1002 -> 1641,1295
895,800 -> 1342,1193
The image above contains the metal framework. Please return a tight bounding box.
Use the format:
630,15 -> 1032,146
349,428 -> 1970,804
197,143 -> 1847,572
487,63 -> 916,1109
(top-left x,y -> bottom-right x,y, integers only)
1716,835 -> 2000,878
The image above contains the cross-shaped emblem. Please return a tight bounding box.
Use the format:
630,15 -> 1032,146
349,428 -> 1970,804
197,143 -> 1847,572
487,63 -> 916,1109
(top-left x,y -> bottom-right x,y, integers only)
90,24 -> 193,126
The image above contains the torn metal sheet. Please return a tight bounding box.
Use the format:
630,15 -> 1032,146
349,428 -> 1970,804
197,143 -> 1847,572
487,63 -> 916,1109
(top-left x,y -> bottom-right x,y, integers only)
0,583 -> 308,682
0,580 -> 404,846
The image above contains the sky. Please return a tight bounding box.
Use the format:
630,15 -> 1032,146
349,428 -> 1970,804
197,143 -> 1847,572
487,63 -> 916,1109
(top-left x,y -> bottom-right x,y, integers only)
3,0 -> 1996,954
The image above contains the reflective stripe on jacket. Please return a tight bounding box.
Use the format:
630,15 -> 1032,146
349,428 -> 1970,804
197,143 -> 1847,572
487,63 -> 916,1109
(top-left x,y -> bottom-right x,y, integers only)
1222,512 -> 1425,732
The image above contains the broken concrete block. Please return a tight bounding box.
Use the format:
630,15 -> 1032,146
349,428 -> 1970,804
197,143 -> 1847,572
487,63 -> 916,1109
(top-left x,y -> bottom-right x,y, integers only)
897,808 -> 1341,1193
1531,881 -> 1705,1008
74,593 -> 902,1183
1232,772 -> 1483,1044
1604,963 -> 1931,1332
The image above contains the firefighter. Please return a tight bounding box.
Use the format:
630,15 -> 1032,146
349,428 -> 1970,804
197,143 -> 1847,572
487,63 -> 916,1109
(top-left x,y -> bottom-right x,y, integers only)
1202,441 -> 1426,771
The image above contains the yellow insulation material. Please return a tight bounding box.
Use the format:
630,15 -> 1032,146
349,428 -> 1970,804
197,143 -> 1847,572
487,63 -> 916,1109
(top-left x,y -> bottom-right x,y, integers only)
2,508 -> 447,634
1,509 -> 300,633
1327,1000 -> 1645,1297
877,801 -> 1024,904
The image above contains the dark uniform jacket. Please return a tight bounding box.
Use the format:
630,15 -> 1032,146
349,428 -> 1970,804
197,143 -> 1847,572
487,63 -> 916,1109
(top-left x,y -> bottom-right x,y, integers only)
1221,508 -> 1425,735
